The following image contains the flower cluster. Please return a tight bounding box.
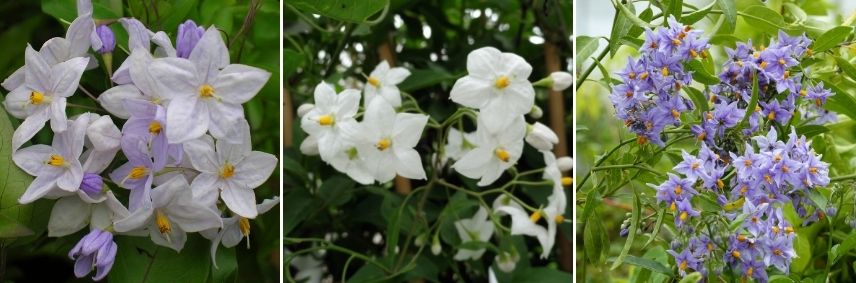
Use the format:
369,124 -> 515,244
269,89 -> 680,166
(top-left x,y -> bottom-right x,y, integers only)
610,16 -> 708,146
296,46 -> 573,273
2,1 -> 278,280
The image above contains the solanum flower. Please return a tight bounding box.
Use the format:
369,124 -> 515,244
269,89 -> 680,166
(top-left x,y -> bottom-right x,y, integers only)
300,82 -> 360,161
121,99 -> 182,170
4,46 -> 88,150
341,98 -> 428,183
69,229 -> 116,281
363,60 -> 410,107
183,128 -> 278,218
444,128 -> 477,162
208,197 -> 279,267
48,191 -> 125,237
148,27 -> 271,144
113,176 -> 222,251
109,137 -> 156,211
13,117 -> 87,204
100,50 -> 168,118
449,47 -> 534,126
176,20 -> 205,59
494,197 -> 554,259
452,114 -> 525,186
525,122 -> 559,151
453,207 -> 495,261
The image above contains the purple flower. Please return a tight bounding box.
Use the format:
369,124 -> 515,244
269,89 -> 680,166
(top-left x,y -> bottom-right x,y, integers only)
109,139 -> 154,211
739,259 -> 769,283
759,47 -> 797,77
653,173 -> 697,205
79,173 -> 103,198
667,248 -> 699,276
806,82 -> 834,106
674,150 -> 709,182
176,20 -> 205,58
760,99 -> 793,125
674,198 -> 699,227
95,25 -> 115,54
762,235 -> 795,273
69,229 -> 117,281
802,154 -> 829,188
121,100 -> 182,170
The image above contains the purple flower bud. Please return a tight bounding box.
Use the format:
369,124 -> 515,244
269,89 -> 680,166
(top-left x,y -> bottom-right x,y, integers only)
96,25 -> 115,54
69,229 -> 117,281
176,20 -> 205,59
80,173 -> 104,198
619,228 -> 629,237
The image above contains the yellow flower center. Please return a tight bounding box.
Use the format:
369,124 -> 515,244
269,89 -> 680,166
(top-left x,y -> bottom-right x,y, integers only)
318,114 -> 335,126
799,89 -> 807,97
679,211 -> 688,221
560,177 -> 572,186
149,121 -> 162,135
47,154 -> 66,167
773,249 -> 783,256
672,39 -> 682,46
239,217 -> 251,236
639,72 -> 649,80
554,214 -> 565,224
783,70 -> 790,79
772,226 -> 781,234
661,66 -> 669,76
691,162 -> 700,170
767,112 -> 775,121
669,109 -> 680,119
778,59 -> 785,65
30,91 -> 45,105
128,166 -> 148,179
367,76 -> 381,87
529,210 -> 542,223
810,167 -> 818,174
738,235 -> 747,242
494,148 -> 510,162
716,179 -> 725,189
199,84 -> 215,98
376,138 -> 392,151
220,163 -> 235,179
707,243 -> 714,251
494,75 -> 510,89
679,260 -> 687,271
628,72 -> 636,79
156,210 -> 171,234
784,226 -> 794,234
670,201 -> 676,212
732,250 -> 741,259
759,61 -> 768,69
674,185 -> 682,195
747,267 -> 753,277
690,49 -> 698,58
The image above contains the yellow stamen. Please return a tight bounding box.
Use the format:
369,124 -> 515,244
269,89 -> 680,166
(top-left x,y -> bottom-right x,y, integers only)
747,267 -> 753,277
679,261 -> 687,271
128,166 -> 148,179
671,109 -> 680,119
529,210 -> 542,223
639,72 -> 649,80
494,75 -> 510,89
628,72 -> 636,79
318,114 -> 334,126
815,98 -> 823,107
732,250 -> 741,259
744,159 -> 752,167
690,49 -> 698,58
367,76 -> 381,87
47,154 -> 66,167
494,148 -> 510,162
707,243 -> 714,251
738,235 -> 747,242
148,121 -> 162,135
806,48 -> 813,56
30,91 -> 45,105
669,201 -> 676,212
554,215 -> 565,224
672,39 -> 682,46
376,138 -> 392,151
810,167 -> 818,174
691,162 -> 700,170
156,210 -> 171,234
220,163 -> 235,179
753,52 -> 761,59
759,61 -> 768,69
560,177 -> 572,186
783,70 -> 790,79
778,59 -> 785,65
764,175 -> 773,184
784,226 -> 794,234
799,89 -> 807,97
661,66 -> 669,76
637,135 -> 648,145
716,179 -> 725,189
705,112 -> 713,121
679,211 -> 688,221
772,226 -> 780,234
198,84 -> 215,98
740,186 -> 748,196
767,112 -> 775,121
773,249 -> 783,256
674,185 -> 682,195
239,217 -> 251,236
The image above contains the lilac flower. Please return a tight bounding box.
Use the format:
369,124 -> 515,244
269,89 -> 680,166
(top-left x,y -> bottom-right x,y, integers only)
652,173 -> 697,205
79,173 -> 103,198
759,47 -> 797,77
739,259 -> 769,283
762,235 -> 795,273
12,117 -> 87,204
95,25 -> 115,54
760,99 -> 792,125
109,139 -> 155,211
674,150 -> 709,182
802,154 -> 830,187
805,82 -> 834,106
121,99 -> 182,170
176,20 -> 205,58
69,229 -> 117,281
667,248 -> 699,276
674,198 -> 699,227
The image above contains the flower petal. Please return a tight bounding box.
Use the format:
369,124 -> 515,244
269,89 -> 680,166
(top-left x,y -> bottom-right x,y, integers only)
12,144 -> 54,175
393,148 -> 426,180
50,56 -> 89,97
98,85 -> 145,118
188,27 -> 229,81
183,135 -> 219,173
47,196 -> 90,237
48,97 -> 68,133
213,64 -> 271,104
149,57 -> 199,97
19,176 -> 58,204
12,109 -> 49,151
165,96 -> 208,144
233,152 -> 277,188
393,113 -> 428,148
467,47 -> 501,78
24,45 -> 51,92
221,187 -> 258,218
449,76 -> 492,108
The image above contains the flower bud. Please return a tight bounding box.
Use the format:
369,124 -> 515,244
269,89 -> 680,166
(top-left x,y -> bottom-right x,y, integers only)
528,105 -> 543,119
525,122 -> 559,151
556,156 -> 573,172
550,72 -> 572,91
300,136 -> 319,155
297,103 -> 315,118
619,227 -> 629,237
69,229 -> 117,281
495,251 -> 519,272
80,173 -> 104,198
414,234 -> 426,247
96,25 -> 115,54
176,20 -> 205,59
431,236 -> 442,255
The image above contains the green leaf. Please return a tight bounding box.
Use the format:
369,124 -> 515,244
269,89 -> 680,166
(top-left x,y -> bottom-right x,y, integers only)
511,267 -> 572,283
609,2 -> 636,57
288,0 -> 388,23
806,188 -> 828,212
643,207 -> 665,249
831,232 -> 856,264
398,68 -> 457,93
318,175 -> 355,206
682,1 -> 714,25
791,230 -> 812,273
812,26 -> 853,53
284,48 -> 305,79
685,87 -> 708,115
794,124 -> 829,138
620,255 -> 673,275
575,36 -> 600,71
678,272 -> 703,283
739,73 -> 759,129
584,211 -> 607,265
611,190 -> 641,270
109,235 -> 211,282
709,34 -> 741,46
42,0 -> 123,21
686,60 -> 720,85
665,0 -> 683,21
210,245 -> 238,283
833,56 -> 856,80
769,275 -> 796,283
612,0 -> 653,29
580,190 -> 602,224
716,0 -> 737,31
283,189 -> 313,236
0,214 -> 33,238
821,80 -> 856,122
739,6 -> 785,35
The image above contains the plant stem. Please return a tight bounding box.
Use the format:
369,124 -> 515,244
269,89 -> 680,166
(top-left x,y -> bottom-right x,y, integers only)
575,47 -> 610,90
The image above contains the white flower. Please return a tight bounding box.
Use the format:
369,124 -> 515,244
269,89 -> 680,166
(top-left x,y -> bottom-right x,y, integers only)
99,49 -> 165,118
299,135 -> 320,156
449,47 -> 534,126
488,267 -> 499,283
48,191 -> 125,237
148,27 -> 271,144
300,82 -> 360,161
445,128 -> 477,161
452,114 -> 525,186
341,98 -> 428,183
431,236 -> 442,255
289,252 -> 325,283
556,156 -> 573,172
495,251 -> 519,272
529,105 -> 543,119
209,197 -> 279,267
493,185 -> 566,259
549,71 -> 573,91
4,46 -> 88,150
113,176 -> 223,251
183,125 -> 278,218
363,60 -> 410,107
525,122 -> 559,151
453,207 -> 495,261
12,117 -> 87,204
296,103 -> 314,118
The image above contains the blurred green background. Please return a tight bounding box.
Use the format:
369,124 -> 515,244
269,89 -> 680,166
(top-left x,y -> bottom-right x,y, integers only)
284,0 -> 572,282
0,0 -> 280,282
576,0 -> 856,282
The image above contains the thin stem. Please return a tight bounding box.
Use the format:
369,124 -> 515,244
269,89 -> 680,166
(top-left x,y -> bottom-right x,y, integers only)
78,85 -> 99,102
575,46 -> 610,90
66,103 -> 105,113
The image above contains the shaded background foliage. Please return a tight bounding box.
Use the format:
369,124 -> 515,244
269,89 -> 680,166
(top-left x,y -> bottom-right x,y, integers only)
284,0 -> 572,282
0,0 -> 280,282
576,0 -> 856,282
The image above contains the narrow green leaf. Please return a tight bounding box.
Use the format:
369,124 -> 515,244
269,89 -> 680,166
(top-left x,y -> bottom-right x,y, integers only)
821,79 -> 856,122
620,255 -> 673,275
398,68 -> 457,92
812,26 -> 853,53
288,0 -> 388,23
609,2 -> 636,57
611,190 -> 641,270
628,8 -> 654,38
678,272 -> 703,283
581,190 -> 602,222
576,36 -> 600,71
612,0 -> 653,28
782,3 -> 807,24
738,73 -> 759,129
806,189 -> 827,211
794,124 -> 829,138
709,34 -> 741,46
666,0 -> 684,21
831,232 -> 856,264
716,0 -> 737,31
686,60 -> 720,85
739,6 -> 785,35
643,207 -> 665,249
584,211 -> 607,265
833,56 -> 856,80
682,1 -> 715,25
